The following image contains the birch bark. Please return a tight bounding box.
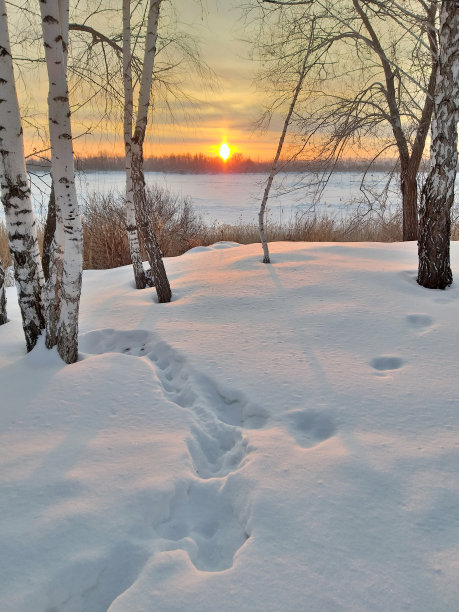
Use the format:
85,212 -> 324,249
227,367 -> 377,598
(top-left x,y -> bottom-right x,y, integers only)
131,0 -> 171,303
0,0 -> 45,350
0,260 -> 6,325
417,1 -> 459,289
123,0 -> 147,289
39,0 -> 83,363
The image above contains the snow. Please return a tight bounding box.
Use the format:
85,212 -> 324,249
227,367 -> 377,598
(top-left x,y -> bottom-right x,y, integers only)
2,240 -> 459,611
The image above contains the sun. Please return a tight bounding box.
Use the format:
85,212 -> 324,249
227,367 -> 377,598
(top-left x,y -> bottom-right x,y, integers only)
219,142 -> 231,161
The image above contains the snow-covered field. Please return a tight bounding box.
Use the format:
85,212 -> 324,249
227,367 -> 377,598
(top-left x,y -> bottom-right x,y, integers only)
2,240 -> 459,611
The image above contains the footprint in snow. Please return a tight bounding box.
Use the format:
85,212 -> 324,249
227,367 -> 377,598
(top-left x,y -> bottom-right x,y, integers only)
154,479 -> 249,572
44,541 -> 148,612
370,355 -> 405,372
79,328 -> 264,572
406,313 -> 434,333
286,409 -> 336,449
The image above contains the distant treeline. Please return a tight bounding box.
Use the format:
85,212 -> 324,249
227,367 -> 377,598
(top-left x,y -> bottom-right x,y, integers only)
26,153 -> 399,174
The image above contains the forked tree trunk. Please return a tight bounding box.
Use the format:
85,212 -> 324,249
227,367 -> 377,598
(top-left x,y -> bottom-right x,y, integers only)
132,0 -> 171,303
353,0 -> 437,242
418,1 -> 459,290
131,144 -> 171,301
0,260 -> 7,325
40,0 -> 83,363
0,0 -> 45,350
123,0 -> 146,289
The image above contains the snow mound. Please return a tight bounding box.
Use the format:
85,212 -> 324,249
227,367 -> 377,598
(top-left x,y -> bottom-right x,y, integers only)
186,241 -> 241,254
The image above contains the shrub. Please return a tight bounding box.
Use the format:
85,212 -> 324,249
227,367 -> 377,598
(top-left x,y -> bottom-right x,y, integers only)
81,186 -> 208,269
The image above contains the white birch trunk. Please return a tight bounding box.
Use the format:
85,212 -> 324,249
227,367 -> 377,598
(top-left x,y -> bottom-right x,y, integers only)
132,0 -> 171,303
0,0 -> 45,349
417,1 -> 459,289
0,260 -> 7,325
123,0 -> 147,289
40,0 -> 83,363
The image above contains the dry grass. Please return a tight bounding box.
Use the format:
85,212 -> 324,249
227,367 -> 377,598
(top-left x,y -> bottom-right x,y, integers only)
0,222 -> 44,268
82,187 -> 208,269
0,224 -> 10,267
203,212 -> 403,245
2,188 -> 459,271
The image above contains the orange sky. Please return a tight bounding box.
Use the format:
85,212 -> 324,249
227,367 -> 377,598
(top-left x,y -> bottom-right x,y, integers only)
18,1 -> 286,162
16,1 -> 402,164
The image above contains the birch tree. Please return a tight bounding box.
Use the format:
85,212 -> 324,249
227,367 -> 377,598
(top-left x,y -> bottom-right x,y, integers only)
0,0 -> 45,350
123,0 -> 147,290
39,0 -> 83,363
0,260 -> 7,325
417,0 -> 459,290
130,0 -> 171,303
66,0 -> 205,300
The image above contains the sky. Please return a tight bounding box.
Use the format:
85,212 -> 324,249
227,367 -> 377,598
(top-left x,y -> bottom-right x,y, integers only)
140,0 -> 280,160
15,0 -> 283,162
11,0 -> 438,165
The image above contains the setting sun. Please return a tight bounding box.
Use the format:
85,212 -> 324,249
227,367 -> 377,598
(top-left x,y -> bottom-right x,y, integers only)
219,142 -> 231,161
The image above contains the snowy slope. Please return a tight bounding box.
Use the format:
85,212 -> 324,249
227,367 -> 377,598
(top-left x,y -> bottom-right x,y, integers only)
1,241 -> 459,611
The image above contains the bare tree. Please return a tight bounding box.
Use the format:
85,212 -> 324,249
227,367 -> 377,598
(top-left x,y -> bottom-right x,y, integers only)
39,0 -> 83,363
259,47 -> 312,263
247,0 -> 439,240
130,0 -> 171,303
63,0 -> 212,299
0,0 -> 45,350
0,260 -> 7,325
417,0 -> 459,290
123,0 -> 148,290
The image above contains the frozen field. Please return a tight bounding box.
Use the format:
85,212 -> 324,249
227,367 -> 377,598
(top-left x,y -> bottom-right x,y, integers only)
28,170 -> 401,225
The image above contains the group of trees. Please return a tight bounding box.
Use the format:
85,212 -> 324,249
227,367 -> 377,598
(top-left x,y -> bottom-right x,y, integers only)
0,0 -> 173,362
251,0 -> 458,284
0,0 -> 458,362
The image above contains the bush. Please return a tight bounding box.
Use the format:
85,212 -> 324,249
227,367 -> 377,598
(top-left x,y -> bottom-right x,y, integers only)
82,186 -> 207,269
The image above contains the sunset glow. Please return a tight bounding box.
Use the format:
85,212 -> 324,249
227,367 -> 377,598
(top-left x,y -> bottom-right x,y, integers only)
219,142 -> 231,161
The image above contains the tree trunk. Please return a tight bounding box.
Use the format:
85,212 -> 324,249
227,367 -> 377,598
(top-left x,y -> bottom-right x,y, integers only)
418,1 -> 459,290
353,0 -> 437,243
259,50 -> 311,264
0,0 -> 45,350
0,260 -> 7,325
40,0 -> 83,363
132,142 -> 171,302
401,167 -> 419,241
42,179 -> 56,282
123,0 -> 146,290
131,0 -> 171,303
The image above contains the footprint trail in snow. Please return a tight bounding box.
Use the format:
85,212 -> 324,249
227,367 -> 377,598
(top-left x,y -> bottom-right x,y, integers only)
80,328 -> 269,573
